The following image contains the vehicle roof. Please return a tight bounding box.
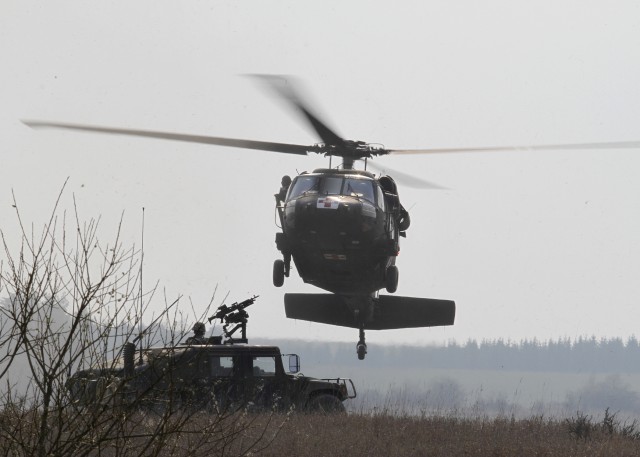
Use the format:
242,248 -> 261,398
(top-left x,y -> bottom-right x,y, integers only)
151,344 -> 283,353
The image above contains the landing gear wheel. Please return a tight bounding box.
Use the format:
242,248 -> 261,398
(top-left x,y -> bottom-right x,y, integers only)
385,265 -> 399,293
273,259 -> 285,287
357,327 -> 367,360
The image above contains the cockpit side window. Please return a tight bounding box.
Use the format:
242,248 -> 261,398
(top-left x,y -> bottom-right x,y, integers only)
287,176 -> 319,199
376,184 -> 385,211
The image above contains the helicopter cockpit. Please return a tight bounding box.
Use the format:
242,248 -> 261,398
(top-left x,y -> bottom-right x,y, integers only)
286,175 -> 382,208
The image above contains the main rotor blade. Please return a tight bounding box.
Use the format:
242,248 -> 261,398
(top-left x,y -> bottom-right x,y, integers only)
22,120 -> 311,155
364,160 -> 447,189
389,140 -> 640,155
250,74 -> 346,147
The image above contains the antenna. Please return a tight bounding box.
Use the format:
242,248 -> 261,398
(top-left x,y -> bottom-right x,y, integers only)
138,207 -> 145,365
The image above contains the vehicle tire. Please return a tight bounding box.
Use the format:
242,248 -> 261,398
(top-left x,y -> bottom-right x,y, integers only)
273,259 -> 285,287
306,394 -> 346,414
385,265 -> 398,293
145,394 -> 183,417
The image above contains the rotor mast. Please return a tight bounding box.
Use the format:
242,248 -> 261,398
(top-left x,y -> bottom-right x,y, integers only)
310,139 -> 388,171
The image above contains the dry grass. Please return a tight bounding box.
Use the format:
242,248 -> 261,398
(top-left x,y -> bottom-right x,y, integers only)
3,407 -> 639,456
251,413 -> 640,457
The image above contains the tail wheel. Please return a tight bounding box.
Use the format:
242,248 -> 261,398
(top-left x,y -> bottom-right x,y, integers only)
357,326 -> 367,360
385,265 -> 399,293
273,259 -> 285,287
357,343 -> 367,360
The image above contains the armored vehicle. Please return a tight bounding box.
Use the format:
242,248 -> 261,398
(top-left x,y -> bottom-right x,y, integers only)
67,297 -> 355,414
68,340 -> 355,413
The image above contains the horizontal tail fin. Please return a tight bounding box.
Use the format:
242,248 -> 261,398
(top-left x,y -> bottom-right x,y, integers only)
373,295 -> 456,330
284,293 -> 455,330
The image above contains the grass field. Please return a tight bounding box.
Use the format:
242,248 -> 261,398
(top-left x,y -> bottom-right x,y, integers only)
2,406 -> 639,456
253,412 -> 640,457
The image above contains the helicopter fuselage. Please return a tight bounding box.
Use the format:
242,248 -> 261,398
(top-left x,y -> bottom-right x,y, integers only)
275,169 -> 403,295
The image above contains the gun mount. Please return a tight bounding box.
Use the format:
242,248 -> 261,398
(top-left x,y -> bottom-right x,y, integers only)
208,295 -> 258,344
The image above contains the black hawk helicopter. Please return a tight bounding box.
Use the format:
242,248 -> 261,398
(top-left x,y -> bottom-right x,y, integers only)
23,76 -> 640,359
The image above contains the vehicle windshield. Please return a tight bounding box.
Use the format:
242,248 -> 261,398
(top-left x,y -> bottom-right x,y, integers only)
288,176 -> 376,204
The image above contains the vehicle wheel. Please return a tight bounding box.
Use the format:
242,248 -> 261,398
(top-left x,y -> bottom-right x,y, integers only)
273,259 -> 285,287
385,265 -> 398,293
306,394 -> 346,414
145,394 -> 183,417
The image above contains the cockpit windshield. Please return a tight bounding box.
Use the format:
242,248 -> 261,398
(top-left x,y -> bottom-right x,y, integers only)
344,178 -> 375,202
287,175 -> 377,204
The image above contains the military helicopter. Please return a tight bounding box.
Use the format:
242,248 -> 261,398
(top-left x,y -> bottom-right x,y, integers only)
23,75 -> 640,359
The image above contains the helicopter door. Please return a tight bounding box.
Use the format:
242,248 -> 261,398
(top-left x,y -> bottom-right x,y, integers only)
387,215 -> 399,254
382,190 -> 400,254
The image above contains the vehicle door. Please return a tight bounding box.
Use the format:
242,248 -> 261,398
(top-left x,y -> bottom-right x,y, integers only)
242,354 -> 288,411
205,353 -> 242,412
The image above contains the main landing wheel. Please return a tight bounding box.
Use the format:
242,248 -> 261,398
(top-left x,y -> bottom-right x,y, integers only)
273,259 -> 285,287
385,265 -> 399,293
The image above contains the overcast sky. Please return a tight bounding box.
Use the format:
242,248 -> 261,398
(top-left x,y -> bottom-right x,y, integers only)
2,1 -> 639,348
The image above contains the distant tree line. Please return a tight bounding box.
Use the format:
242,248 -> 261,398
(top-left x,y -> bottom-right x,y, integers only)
258,336 -> 640,373
419,336 -> 640,373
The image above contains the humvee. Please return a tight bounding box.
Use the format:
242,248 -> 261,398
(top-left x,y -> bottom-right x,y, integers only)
67,339 -> 356,414
68,297 -> 356,413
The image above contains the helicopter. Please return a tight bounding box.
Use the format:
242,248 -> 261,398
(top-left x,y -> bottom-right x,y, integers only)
23,75 -> 640,359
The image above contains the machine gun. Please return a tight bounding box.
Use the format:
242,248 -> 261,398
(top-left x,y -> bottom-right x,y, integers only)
208,295 -> 258,344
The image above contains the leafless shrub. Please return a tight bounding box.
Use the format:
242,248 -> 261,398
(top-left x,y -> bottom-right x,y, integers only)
0,184 -> 282,456
566,411 -> 593,440
565,408 -> 640,442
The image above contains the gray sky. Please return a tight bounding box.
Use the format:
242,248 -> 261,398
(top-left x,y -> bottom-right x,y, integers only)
2,1 -> 640,346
